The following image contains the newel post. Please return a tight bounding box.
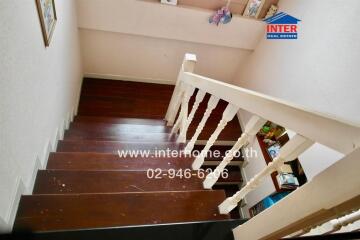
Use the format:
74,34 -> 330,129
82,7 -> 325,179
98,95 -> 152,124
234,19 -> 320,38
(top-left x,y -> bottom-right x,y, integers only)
165,54 -> 197,126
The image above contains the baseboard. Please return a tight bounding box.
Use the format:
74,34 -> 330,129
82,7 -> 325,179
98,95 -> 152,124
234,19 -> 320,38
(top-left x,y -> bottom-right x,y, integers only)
26,157 -> 42,194
84,73 -> 175,85
3,177 -> 25,233
13,106 -> 77,227
1,78 -> 82,232
0,217 -> 8,233
41,141 -> 53,169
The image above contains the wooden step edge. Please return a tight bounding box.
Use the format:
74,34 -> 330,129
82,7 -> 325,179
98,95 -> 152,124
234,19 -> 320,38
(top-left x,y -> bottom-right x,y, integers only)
74,116 -> 167,126
15,190 -> 229,232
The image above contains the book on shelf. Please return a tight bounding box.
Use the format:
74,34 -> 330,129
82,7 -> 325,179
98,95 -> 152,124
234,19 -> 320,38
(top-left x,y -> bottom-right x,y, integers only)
277,172 -> 299,190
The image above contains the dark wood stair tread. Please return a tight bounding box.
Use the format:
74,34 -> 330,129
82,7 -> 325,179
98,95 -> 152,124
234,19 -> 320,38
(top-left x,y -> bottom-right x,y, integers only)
57,140 -> 185,153
15,191 -> 229,232
33,170 -> 205,194
74,116 -> 166,126
78,79 -> 173,119
64,131 -> 176,142
47,153 -> 195,170
202,165 -> 242,183
193,145 -> 244,162
69,122 -> 171,133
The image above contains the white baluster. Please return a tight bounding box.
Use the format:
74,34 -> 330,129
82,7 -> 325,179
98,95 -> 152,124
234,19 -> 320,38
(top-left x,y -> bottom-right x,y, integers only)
170,111 -> 182,135
177,85 -> 195,143
170,92 -> 184,135
178,90 -> 206,143
192,104 -> 239,170
302,209 -> 360,236
184,95 -> 220,154
219,134 -> 314,214
166,53 -> 197,126
170,85 -> 195,137
203,116 -> 267,189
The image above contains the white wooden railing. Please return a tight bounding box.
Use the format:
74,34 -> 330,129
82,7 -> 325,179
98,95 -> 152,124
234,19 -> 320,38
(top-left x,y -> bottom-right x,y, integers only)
165,54 -> 360,240
292,209 -> 360,236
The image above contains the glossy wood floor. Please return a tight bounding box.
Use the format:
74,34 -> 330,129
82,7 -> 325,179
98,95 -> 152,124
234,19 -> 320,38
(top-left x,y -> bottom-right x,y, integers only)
14,79 -> 243,232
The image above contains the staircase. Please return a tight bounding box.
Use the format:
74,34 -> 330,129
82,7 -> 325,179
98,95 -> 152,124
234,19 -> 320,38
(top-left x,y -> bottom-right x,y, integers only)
13,78 -> 243,233
12,54 -> 359,240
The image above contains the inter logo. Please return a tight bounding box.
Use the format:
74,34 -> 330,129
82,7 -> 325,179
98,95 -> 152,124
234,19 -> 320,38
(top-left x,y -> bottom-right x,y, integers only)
264,12 -> 301,40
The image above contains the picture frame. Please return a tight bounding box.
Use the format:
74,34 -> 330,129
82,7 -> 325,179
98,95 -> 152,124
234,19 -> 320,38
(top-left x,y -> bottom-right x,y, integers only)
243,0 -> 265,19
35,0 -> 57,47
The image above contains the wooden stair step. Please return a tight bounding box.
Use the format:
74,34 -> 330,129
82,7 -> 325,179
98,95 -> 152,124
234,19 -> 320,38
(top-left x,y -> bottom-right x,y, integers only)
193,145 -> 244,162
56,140 -> 185,153
15,191 -> 229,232
74,116 -> 166,126
80,79 -> 173,99
78,79 -> 173,119
213,185 -> 241,219
47,153 -> 195,170
78,96 -> 171,119
33,170 -> 204,194
202,165 -> 242,183
69,122 -> 171,133
64,131 -> 176,142
187,93 -> 242,141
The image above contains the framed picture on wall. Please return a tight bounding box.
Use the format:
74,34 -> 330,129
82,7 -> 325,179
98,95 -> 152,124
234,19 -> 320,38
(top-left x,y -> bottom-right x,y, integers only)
36,0 -> 57,47
243,0 -> 265,18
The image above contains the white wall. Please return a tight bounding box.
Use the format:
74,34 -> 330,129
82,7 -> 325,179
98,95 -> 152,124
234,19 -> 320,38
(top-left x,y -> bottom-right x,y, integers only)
234,0 -> 360,215
0,0 -> 82,231
234,0 -> 360,123
80,29 -> 252,84
77,0 -> 264,50
77,0 -> 262,84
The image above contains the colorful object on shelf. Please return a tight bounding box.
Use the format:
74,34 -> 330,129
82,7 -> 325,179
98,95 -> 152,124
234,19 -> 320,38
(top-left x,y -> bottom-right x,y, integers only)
259,121 -> 286,140
264,4 -> 278,19
263,192 -> 291,209
243,0 -> 264,18
267,143 -> 281,159
209,6 -> 232,25
250,191 -> 291,217
277,172 -> 299,190
262,125 -> 270,133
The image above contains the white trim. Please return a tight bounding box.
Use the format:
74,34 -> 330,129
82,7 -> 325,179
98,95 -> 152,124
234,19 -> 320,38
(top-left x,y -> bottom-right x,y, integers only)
0,217 -> 8,233
1,78 -> 81,231
26,157 -> 41,194
41,141 -> 53,169
4,177 -> 25,233
84,73 -> 175,85
4,106 -> 78,231
65,111 -> 71,130
52,127 -> 60,151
